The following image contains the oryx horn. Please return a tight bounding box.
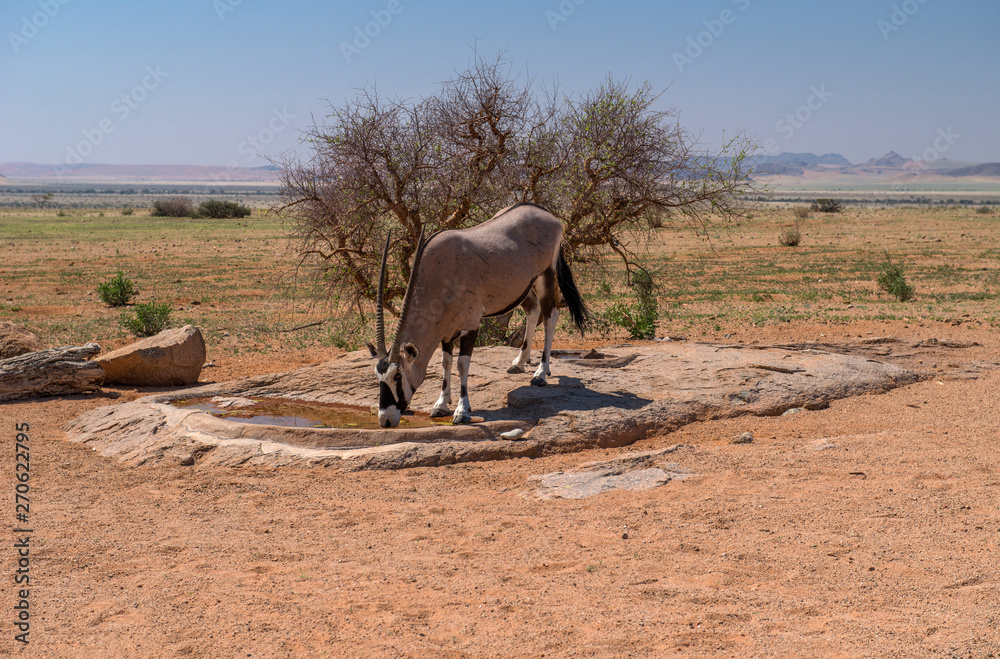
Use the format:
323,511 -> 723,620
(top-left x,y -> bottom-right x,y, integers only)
389,227 -> 427,362
374,230 -> 391,360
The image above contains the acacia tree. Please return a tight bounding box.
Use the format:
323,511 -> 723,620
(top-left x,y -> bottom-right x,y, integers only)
274,54 -> 764,316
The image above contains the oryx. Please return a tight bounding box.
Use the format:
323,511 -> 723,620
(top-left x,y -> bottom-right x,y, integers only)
370,202 -> 588,428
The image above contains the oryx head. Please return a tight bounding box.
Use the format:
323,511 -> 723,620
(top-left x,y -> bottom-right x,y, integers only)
372,229 -> 426,428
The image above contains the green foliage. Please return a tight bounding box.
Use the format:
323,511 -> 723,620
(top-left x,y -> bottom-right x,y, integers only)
121,207 -> 134,216
877,254 -> 915,301
810,198 -> 842,213
119,301 -> 172,336
96,270 -> 139,307
975,205 -> 993,215
476,310 -> 525,347
151,197 -> 194,217
792,205 -> 810,220
601,270 -> 658,339
197,200 -> 252,219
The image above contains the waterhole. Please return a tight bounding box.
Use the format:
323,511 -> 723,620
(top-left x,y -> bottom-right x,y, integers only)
171,396 -> 450,430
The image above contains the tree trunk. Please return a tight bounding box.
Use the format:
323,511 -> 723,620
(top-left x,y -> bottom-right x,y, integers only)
0,343 -> 104,402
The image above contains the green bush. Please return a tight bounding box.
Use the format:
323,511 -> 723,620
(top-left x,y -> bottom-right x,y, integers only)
197,200 -> 252,219
792,205 -> 810,220
121,207 -> 134,216
975,205 -> 993,215
151,197 -> 194,217
119,301 -> 172,336
602,270 -> 658,339
97,270 -> 139,307
810,198 -> 842,213
877,254 -> 915,302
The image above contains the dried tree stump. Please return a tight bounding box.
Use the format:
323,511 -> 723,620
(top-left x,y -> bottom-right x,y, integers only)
0,343 -> 104,402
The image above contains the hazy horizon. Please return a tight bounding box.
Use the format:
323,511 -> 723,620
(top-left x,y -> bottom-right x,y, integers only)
3,0 -> 998,169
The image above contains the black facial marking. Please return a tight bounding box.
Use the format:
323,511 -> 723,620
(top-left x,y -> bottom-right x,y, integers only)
379,381 -> 397,410
396,379 -> 408,412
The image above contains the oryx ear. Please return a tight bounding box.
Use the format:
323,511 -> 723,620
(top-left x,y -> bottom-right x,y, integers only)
402,343 -> 419,362
366,342 -> 378,358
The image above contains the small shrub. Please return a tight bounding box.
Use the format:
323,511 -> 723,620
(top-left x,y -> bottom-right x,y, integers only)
476,310 -> 524,347
877,254 -> 915,302
810,198 -> 842,213
119,301 -> 172,336
792,205 -> 810,220
97,270 -> 138,307
778,222 -> 802,247
121,207 -> 134,216
197,199 -> 252,219
603,270 -> 658,339
975,205 -> 993,215
151,197 -> 194,217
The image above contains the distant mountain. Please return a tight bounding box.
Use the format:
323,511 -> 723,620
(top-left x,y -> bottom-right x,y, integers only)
757,152 -> 852,167
943,163 -> 1000,177
865,151 -> 908,168
0,162 -> 280,183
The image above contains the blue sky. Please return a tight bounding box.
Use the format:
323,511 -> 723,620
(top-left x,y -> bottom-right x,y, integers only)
2,0 -> 997,168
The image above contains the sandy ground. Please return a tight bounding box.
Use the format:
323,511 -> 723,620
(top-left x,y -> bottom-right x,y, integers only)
2,319 -> 1000,658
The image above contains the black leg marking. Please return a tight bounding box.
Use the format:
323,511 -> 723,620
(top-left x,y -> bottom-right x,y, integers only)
459,330 -> 477,357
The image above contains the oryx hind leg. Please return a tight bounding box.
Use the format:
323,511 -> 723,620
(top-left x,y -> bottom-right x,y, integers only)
453,330 -> 478,425
531,268 -> 558,387
508,290 -> 541,374
431,340 -> 454,418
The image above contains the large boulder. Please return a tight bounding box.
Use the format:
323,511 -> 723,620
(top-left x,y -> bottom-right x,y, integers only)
0,322 -> 47,358
96,325 -> 206,386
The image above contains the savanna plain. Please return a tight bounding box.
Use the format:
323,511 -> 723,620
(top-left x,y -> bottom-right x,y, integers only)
2,200 -> 999,657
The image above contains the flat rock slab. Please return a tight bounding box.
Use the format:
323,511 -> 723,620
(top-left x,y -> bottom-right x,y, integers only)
64,342 -> 922,470
529,445 -> 693,500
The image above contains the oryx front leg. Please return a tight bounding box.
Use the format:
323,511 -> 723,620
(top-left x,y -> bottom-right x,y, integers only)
530,308 -> 558,387
431,340 -> 454,418
453,331 -> 477,425
508,291 -> 540,375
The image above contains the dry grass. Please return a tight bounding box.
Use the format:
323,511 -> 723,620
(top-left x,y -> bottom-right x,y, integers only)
2,204 -> 999,357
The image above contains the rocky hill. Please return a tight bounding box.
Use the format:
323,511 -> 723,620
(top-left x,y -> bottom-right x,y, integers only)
943,163 -> 1000,177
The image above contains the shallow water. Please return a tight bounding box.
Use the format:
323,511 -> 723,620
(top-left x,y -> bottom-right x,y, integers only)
171,396 -> 448,429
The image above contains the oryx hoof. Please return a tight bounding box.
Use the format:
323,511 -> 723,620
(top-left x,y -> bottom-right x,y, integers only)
507,364 -> 525,374
430,406 -> 451,418
529,376 -> 547,387
452,410 -> 473,425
